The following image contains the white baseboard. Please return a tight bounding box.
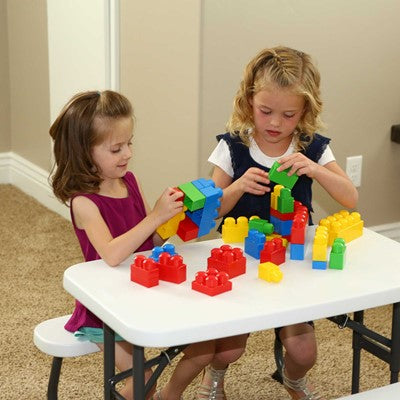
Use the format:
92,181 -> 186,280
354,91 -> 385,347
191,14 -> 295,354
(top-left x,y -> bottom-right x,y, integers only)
0,152 -> 70,220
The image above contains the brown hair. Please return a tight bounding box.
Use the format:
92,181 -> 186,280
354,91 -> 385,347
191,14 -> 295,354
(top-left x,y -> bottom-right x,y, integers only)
227,46 -> 324,149
49,90 -> 133,204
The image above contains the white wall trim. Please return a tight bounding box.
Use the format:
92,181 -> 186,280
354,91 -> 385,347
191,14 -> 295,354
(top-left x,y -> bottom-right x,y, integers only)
0,152 -> 69,220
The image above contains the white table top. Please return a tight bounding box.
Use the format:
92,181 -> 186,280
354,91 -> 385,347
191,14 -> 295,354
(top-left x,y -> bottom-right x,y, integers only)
64,228 -> 400,347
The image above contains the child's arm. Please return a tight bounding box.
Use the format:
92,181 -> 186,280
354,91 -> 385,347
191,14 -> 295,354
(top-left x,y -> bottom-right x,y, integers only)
278,153 -> 358,209
211,166 -> 270,218
72,188 -> 183,267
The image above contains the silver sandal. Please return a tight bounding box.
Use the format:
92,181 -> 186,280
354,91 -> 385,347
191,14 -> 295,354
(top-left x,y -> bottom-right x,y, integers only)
196,366 -> 227,400
282,368 -> 323,400
153,389 -> 183,400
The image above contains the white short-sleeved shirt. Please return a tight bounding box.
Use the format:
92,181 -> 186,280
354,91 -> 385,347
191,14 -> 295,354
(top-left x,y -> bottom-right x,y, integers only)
208,136 -> 335,177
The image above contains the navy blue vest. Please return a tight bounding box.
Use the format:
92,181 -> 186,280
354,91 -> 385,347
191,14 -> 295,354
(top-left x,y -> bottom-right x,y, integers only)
217,132 -> 331,228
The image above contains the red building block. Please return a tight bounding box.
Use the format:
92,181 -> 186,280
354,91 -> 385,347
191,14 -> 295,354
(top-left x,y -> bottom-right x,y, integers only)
130,255 -> 159,288
207,245 -> 246,278
260,237 -> 286,265
291,214 -> 307,244
177,215 -> 199,241
191,268 -> 232,296
157,252 -> 187,284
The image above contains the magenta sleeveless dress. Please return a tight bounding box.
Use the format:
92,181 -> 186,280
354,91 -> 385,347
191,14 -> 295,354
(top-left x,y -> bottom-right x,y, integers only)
64,171 -> 154,332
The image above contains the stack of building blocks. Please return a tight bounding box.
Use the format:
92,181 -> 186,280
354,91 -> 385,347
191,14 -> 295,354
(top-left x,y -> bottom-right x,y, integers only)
157,179 -> 223,241
268,161 -> 299,189
244,230 -> 266,259
130,255 -> 159,288
207,245 -> 246,278
191,268 -> 232,296
312,226 -> 329,270
258,261 -> 283,283
289,204 -> 309,260
221,216 -> 249,243
329,238 -> 346,270
260,237 -> 286,265
130,244 -> 187,286
319,210 -> 363,246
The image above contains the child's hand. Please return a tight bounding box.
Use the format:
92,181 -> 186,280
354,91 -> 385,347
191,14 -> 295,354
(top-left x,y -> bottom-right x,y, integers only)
278,153 -> 319,178
237,167 -> 270,195
152,188 -> 184,225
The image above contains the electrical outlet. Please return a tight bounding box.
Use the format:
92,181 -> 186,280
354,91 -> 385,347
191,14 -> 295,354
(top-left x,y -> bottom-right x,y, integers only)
346,155 -> 362,187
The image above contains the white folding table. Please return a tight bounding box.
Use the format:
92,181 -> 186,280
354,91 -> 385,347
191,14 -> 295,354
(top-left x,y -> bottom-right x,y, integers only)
63,227 -> 400,399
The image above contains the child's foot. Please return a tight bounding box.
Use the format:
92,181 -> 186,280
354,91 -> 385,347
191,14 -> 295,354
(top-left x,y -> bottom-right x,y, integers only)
196,366 -> 227,400
282,369 -> 324,400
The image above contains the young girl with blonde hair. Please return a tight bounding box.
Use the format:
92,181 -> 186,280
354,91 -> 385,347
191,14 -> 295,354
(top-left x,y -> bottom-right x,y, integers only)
208,46 -> 358,400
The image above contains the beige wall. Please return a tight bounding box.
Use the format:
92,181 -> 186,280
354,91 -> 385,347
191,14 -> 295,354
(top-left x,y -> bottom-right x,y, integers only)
199,0 -> 400,226
120,0 -> 202,204
0,0 -> 10,152
7,0 -> 50,170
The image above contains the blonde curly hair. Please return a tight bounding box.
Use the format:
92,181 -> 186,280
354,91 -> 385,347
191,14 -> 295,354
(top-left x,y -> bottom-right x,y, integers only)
226,46 -> 324,150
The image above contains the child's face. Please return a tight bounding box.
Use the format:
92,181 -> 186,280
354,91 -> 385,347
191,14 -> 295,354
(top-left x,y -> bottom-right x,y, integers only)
250,86 -> 305,146
91,117 -> 133,180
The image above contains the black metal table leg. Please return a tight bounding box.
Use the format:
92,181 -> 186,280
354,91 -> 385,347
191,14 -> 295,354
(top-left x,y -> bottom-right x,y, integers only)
104,323 -> 116,400
390,302 -> 400,384
133,345 -> 145,399
351,310 -> 364,394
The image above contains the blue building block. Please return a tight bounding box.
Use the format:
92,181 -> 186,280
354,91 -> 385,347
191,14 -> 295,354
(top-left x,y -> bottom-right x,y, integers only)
149,243 -> 176,261
312,260 -> 327,270
290,243 -> 304,260
280,219 -> 293,236
186,208 -> 203,226
270,215 -> 281,234
196,184 -> 223,237
244,229 -> 266,259
192,178 -> 215,190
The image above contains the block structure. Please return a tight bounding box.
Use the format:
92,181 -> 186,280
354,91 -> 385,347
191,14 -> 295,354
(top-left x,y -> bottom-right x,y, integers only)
192,268 -> 232,296
260,237 -> 286,265
207,245 -> 246,278
329,238 -> 346,270
244,230 -> 266,259
130,255 -> 159,288
157,179 -> 223,241
312,226 -> 329,270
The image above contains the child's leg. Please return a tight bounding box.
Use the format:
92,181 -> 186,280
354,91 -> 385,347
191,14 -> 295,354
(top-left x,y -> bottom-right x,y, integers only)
97,341 -> 155,400
198,334 -> 248,400
160,340 -> 216,400
279,323 -> 324,400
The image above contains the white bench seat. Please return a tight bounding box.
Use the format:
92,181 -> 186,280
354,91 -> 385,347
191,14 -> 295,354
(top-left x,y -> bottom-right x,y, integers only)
336,382 -> 400,399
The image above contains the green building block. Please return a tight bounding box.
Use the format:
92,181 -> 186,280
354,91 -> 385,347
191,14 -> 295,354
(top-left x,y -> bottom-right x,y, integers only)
277,187 -> 294,213
248,218 -> 274,235
269,161 -> 299,189
178,182 -> 205,212
329,238 -> 346,270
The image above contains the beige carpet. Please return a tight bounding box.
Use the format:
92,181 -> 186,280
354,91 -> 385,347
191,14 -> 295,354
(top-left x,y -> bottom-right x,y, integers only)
0,184 -> 395,399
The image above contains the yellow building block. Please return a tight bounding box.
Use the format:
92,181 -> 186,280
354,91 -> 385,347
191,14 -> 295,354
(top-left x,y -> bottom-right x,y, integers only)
258,261 -> 283,283
270,184 -> 284,210
266,233 -> 288,247
312,226 -> 328,261
222,216 -> 249,243
156,208 -> 186,239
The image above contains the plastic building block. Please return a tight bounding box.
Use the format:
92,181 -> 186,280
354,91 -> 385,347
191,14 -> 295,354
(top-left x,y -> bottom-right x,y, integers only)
270,207 -> 296,221
277,187 -> 294,213
329,238 -> 346,270
258,262 -> 283,283
222,216 -> 249,243
270,184 -> 284,210
312,226 -> 329,261
177,215 -> 199,241
178,182 -> 205,212
291,214 -> 307,244
290,243 -> 305,260
269,161 -> 299,189
156,189 -> 185,239
244,229 -> 266,259
186,208 -> 203,226
260,237 -> 286,265
130,255 -> 159,288
196,184 -> 223,237
266,234 -> 288,247
319,210 -> 363,245
191,268 -> 232,296
312,260 -> 327,270
157,252 -> 186,283
149,243 -> 176,261
248,217 -> 274,235
207,245 -> 246,278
